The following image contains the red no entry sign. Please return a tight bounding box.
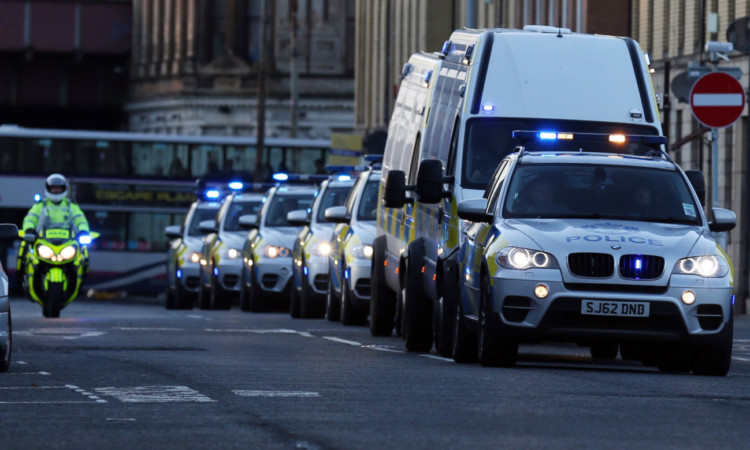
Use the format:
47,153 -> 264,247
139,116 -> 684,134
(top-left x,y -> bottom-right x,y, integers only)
690,71 -> 746,128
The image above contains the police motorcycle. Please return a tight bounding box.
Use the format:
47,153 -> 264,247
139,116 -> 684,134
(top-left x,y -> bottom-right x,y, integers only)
19,222 -> 98,318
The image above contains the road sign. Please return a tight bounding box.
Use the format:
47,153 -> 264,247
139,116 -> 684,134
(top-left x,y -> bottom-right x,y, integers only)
690,72 -> 746,128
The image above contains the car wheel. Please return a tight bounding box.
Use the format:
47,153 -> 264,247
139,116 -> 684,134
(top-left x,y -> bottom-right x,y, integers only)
289,284 -> 302,318
369,236 -> 396,336
656,344 -> 691,373
477,272 -> 517,367
590,343 -> 619,360
691,315 -> 733,376
165,276 -> 176,310
239,265 -> 251,312
210,272 -> 231,310
300,277 -> 324,319
401,241 -> 433,352
197,269 -> 211,310
326,274 -> 340,321
341,269 -> 367,326
174,281 -> 194,310
434,256 -> 458,358
0,309 -> 11,372
452,296 -> 477,364
247,263 -> 267,312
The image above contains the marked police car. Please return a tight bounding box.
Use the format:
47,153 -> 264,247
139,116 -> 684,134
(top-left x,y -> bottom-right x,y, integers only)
454,131 -> 736,376
197,191 -> 264,310
239,185 -> 316,312
1,223 -> 19,372
165,196 -> 222,309
325,169 -> 381,325
289,177 -> 354,318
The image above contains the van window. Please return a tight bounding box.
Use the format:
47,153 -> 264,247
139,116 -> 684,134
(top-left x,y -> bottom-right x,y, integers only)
461,118 -> 660,190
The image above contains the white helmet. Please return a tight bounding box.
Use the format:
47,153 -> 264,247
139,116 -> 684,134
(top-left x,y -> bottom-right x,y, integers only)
45,173 -> 68,203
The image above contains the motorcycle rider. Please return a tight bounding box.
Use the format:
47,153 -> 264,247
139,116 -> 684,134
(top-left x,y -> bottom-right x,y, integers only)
18,174 -> 91,279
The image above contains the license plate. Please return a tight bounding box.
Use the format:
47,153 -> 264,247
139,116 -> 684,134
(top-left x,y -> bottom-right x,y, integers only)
580,300 -> 649,317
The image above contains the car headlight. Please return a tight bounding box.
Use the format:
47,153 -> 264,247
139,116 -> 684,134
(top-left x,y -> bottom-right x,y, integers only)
316,242 -> 331,257
188,252 -> 201,264
496,247 -> 560,270
352,243 -> 374,259
59,245 -> 77,261
264,245 -> 290,258
37,244 -> 55,260
226,248 -> 241,259
673,255 -> 729,278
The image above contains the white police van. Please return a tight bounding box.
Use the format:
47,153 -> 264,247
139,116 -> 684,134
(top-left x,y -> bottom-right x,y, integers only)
372,26 -> 664,354
455,131 -> 735,376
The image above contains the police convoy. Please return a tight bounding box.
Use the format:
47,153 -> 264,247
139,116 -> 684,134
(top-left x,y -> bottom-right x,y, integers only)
158,25 -> 736,376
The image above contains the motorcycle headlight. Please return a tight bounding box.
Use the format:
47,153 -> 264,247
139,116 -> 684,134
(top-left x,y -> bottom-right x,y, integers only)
264,245 -> 290,258
496,247 -> 560,270
352,243 -> 374,259
37,244 -> 55,260
316,242 -> 331,257
188,252 -> 201,263
673,255 -> 729,278
59,245 -> 77,261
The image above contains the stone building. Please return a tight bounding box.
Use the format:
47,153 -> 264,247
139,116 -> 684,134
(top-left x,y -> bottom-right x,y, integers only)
127,0 -> 356,139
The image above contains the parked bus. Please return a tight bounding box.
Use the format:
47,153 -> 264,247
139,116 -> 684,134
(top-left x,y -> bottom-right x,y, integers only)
0,125 -> 331,294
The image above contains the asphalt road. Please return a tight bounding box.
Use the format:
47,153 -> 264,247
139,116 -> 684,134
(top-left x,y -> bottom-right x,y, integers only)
3,295 -> 750,449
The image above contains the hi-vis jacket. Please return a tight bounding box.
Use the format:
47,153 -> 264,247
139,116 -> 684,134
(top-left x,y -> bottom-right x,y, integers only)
22,198 -> 90,234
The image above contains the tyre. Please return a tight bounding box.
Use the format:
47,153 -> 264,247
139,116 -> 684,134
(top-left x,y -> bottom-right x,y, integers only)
656,344 -> 691,373
369,236 -> 396,336
691,316 -> 733,376
197,269 -> 212,310
402,241 -> 433,352
341,272 -> 367,326
289,283 -> 302,318
246,264 -> 267,312
210,273 -> 231,310
452,296 -> 477,364
477,273 -> 517,367
326,274 -> 341,321
434,257 -> 458,358
174,282 -> 195,310
300,278 -> 324,319
590,343 -> 619,360
43,282 -> 63,318
239,265 -> 251,312
0,309 -> 11,372
165,280 -> 176,310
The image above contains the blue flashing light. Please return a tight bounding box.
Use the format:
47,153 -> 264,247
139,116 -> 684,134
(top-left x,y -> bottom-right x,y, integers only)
482,102 -> 495,112
213,267 -> 219,276
34,194 -> 41,202
205,189 -> 221,199
228,181 -> 244,190
337,175 -> 352,182
313,190 -> 319,198
176,269 -> 183,279
261,196 -> 267,204
441,40 -> 452,54
303,267 -> 309,276
733,294 -> 736,305
78,235 -> 92,245
635,258 -> 642,270
345,267 -> 350,280
306,208 -> 312,214
273,172 -> 289,182
539,132 -> 558,140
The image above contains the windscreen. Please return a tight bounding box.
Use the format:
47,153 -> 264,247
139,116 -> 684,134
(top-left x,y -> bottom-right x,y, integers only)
502,164 -> 701,225
462,118 -> 660,190
187,207 -> 219,236
224,201 -> 262,231
357,180 -> 380,221
265,194 -> 315,227
316,186 -> 353,222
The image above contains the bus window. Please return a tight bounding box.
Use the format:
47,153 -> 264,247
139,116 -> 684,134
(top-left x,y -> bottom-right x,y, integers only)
0,137 -> 18,172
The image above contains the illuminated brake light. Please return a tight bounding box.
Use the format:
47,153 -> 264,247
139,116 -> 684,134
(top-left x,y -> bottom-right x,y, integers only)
609,134 -> 626,143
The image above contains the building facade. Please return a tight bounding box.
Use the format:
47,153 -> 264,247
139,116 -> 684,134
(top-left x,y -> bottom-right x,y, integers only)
632,0 -> 750,311
127,0 -> 356,140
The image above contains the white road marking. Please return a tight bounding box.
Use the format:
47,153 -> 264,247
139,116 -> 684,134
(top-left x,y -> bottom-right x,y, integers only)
94,386 -> 216,403
5,371 -> 50,376
421,355 -> 454,363
15,361 -> 28,365
187,315 -> 209,320
13,329 -> 105,340
106,418 -> 136,422
206,328 -> 310,337
322,336 -> 362,346
731,356 -> 750,362
297,331 -> 314,338
362,345 -> 405,354
67,384 -> 108,403
233,390 -> 319,398
0,385 -> 108,404
112,327 -> 183,331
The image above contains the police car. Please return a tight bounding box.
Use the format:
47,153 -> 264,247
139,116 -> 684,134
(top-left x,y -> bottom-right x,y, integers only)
325,169 -> 381,325
0,223 -> 18,372
453,131 -> 736,376
196,190 -> 264,310
239,185 -> 316,312
289,176 -> 354,318
165,196 -> 222,309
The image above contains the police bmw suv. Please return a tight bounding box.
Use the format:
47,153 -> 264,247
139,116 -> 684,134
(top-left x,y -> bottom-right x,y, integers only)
454,131 -> 736,375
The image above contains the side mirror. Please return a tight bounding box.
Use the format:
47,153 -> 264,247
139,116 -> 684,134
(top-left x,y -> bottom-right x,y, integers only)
383,170 -> 413,208
0,224 -> 18,242
685,170 -> 706,206
709,207 -> 736,232
238,214 -> 259,230
165,224 -> 182,240
287,209 -> 310,226
415,159 -> 452,204
324,206 -> 350,224
457,198 -> 493,223
198,219 -> 218,234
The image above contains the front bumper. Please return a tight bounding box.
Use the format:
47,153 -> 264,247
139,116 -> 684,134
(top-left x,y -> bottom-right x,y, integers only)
215,258 -> 243,292
346,259 -> 372,304
487,271 -> 733,346
177,262 -> 201,293
305,256 -> 330,296
255,257 -> 294,294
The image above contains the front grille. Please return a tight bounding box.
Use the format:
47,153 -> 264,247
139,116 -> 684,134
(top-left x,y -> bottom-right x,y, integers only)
222,274 -> 239,288
261,274 -> 279,289
568,253 -> 614,278
184,276 -> 200,289
354,278 -> 371,298
619,254 -> 664,280
696,304 -> 723,330
313,274 -> 328,291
